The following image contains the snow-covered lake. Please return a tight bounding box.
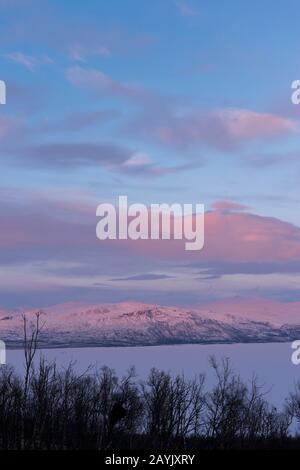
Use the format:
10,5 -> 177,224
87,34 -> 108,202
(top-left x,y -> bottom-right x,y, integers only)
4,342 -> 300,408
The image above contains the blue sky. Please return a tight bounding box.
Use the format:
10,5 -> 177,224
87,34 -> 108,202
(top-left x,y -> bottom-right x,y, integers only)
1,0 -> 300,308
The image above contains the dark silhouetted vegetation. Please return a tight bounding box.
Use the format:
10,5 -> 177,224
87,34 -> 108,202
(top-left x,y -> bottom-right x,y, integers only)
0,314 -> 300,450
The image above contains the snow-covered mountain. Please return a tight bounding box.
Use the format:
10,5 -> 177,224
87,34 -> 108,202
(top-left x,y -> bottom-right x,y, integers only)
1,299 -> 300,348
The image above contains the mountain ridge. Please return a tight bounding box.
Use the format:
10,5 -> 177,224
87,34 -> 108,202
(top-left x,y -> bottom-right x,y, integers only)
1,298 -> 300,348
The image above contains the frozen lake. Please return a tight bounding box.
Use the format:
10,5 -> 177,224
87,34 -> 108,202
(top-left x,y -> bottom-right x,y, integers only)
4,342 -> 300,408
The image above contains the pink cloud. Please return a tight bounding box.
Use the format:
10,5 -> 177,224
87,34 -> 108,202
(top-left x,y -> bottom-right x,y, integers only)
156,108 -> 296,150
4,52 -> 36,71
1,193 -> 300,269
67,67 -> 294,151
211,201 -> 249,212
113,207 -> 300,264
66,66 -> 148,102
218,108 -> 295,139
202,210 -> 300,263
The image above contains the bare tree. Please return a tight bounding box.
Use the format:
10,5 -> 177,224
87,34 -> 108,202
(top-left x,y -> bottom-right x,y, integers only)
21,311 -> 44,449
23,311 -> 43,397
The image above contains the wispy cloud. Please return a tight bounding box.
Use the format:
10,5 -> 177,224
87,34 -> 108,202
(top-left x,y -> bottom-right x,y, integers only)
39,109 -> 121,133
66,66 -> 150,102
69,44 -> 111,62
154,108 -> 296,151
111,273 -> 174,281
12,142 -> 134,169
67,67 -> 295,153
4,52 -> 53,71
4,52 -> 36,71
176,1 -> 199,17
8,141 -> 198,178
211,201 -> 250,212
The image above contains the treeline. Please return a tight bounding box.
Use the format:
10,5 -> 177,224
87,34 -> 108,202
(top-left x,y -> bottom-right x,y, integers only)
1,313 -> 300,450
1,356 -> 300,450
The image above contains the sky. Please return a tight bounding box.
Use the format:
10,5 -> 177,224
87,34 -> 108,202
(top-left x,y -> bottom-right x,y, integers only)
1,0 -> 300,308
